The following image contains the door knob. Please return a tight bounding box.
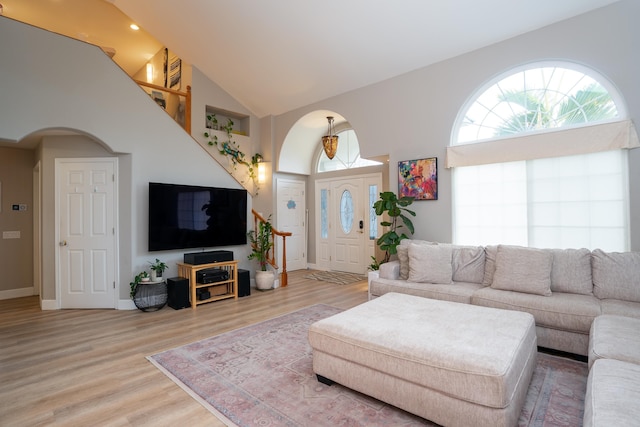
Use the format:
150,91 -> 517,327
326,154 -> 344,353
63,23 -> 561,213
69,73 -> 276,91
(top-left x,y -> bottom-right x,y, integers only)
59,240 -> 68,246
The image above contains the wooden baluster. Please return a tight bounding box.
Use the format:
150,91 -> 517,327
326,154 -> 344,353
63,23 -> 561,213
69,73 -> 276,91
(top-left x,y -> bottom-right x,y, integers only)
281,235 -> 288,287
185,85 -> 191,133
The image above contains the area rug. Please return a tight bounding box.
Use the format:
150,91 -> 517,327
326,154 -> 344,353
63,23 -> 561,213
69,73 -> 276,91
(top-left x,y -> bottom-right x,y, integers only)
148,305 -> 588,427
303,271 -> 366,285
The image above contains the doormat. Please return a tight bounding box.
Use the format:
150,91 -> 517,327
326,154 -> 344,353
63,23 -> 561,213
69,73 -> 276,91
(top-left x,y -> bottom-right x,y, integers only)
304,270 -> 366,285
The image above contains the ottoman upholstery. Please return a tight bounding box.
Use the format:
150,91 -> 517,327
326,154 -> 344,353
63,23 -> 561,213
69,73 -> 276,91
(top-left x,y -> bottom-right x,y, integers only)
588,314 -> 640,369
308,292 -> 537,427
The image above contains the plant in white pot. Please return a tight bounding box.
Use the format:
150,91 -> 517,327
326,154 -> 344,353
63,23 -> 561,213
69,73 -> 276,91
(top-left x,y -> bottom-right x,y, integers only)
247,217 -> 275,291
148,258 -> 168,281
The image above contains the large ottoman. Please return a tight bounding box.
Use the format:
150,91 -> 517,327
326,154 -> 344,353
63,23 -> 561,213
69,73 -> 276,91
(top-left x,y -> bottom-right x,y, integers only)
308,292 -> 537,427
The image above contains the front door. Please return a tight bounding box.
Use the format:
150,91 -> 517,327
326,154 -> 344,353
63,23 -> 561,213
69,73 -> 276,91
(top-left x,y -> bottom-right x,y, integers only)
315,173 -> 382,274
56,158 -> 117,309
331,180 -> 364,273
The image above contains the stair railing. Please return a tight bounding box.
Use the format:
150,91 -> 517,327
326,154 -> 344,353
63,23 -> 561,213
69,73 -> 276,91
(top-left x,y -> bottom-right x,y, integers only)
251,209 -> 292,287
135,81 -> 191,133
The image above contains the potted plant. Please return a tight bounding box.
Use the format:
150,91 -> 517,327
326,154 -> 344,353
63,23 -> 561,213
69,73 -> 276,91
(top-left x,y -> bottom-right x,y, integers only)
373,191 -> 415,265
149,258 -> 168,281
247,217 -> 275,290
129,271 -> 149,299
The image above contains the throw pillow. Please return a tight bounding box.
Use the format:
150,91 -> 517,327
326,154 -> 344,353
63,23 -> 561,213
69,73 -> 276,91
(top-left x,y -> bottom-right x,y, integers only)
592,249 -> 640,303
397,245 -> 410,280
482,245 -> 498,286
491,245 -> 553,296
550,248 -> 593,295
408,243 -> 453,284
452,245 -> 486,284
398,239 -> 436,280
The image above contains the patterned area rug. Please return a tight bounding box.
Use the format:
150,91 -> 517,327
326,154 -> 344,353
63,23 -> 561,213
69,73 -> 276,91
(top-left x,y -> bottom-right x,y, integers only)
148,305 -> 588,427
303,271 -> 366,285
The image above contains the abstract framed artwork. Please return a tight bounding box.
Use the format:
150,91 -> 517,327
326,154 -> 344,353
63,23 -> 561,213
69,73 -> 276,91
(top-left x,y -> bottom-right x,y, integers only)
398,157 -> 438,200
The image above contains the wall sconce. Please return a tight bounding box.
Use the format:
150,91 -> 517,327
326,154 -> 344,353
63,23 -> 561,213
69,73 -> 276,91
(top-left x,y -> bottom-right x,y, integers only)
322,116 -> 338,159
146,63 -> 153,83
257,162 -> 268,184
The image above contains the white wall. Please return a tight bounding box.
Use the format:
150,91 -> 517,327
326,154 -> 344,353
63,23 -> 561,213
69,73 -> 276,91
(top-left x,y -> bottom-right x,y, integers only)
0,17 -> 257,304
272,0 -> 640,250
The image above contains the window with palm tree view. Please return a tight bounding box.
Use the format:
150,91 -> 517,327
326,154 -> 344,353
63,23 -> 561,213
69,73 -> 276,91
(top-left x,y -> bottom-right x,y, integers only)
451,63 -> 630,251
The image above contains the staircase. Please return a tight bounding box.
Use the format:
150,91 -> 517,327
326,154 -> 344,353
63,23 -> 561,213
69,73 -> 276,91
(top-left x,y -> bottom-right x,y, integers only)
251,209 -> 292,287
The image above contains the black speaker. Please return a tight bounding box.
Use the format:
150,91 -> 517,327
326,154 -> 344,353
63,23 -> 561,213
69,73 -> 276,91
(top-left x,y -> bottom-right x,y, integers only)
238,269 -> 250,297
184,250 -> 234,265
167,277 -> 190,309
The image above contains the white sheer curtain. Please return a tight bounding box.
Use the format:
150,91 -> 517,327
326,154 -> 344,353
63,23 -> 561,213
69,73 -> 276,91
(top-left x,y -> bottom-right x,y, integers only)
452,149 -> 629,251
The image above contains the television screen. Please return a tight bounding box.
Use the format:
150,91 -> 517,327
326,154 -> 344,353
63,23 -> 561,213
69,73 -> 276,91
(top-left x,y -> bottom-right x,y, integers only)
148,182 -> 247,252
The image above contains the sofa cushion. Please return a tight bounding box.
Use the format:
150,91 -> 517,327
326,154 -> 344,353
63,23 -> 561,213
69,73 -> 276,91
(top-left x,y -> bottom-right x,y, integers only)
588,315 -> 640,369
408,243 -> 453,284
592,249 -> 640,303
369,277 -> 483,304
550,248 -> 593,295
599,299 -> 640,319
491,245 -> 553,296
472,287 -> 601,334
583,359 -> 640,427
452,245 -> 486,284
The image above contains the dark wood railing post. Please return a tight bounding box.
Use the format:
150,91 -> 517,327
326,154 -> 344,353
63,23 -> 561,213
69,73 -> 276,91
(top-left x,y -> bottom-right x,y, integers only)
251,209 -> 292,287
184,85 -> 191,134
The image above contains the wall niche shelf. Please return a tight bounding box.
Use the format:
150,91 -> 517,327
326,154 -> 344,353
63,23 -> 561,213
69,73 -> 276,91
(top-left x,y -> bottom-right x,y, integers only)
205,106 -> 250,137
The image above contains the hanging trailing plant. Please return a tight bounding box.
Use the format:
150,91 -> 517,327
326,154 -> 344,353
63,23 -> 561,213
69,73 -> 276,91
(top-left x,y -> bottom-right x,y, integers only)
204,114 -> 263,193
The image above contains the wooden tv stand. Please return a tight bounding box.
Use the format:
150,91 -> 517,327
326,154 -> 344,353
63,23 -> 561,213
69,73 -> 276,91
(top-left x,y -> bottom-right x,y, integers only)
177,260 -> 238,309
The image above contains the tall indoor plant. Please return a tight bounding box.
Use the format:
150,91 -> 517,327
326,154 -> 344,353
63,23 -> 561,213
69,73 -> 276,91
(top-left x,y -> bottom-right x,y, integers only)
247,217 -> 275,290
373,191 -> 415,265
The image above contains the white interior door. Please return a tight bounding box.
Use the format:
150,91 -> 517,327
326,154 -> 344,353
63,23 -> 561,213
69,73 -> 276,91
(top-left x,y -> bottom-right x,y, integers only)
56,158 -> 117,309
276,179 -> 307,271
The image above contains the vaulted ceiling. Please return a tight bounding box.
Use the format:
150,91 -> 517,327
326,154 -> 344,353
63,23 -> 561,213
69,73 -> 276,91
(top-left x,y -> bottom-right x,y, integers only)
1,0 -> 622,118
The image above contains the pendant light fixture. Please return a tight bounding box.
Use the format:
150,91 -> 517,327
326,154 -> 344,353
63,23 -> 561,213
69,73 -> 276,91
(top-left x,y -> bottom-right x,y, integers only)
322,116 -> 338,160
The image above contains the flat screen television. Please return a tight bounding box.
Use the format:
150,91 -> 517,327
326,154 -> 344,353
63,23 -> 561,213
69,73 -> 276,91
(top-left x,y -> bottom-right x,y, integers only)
148,182 -> 247,252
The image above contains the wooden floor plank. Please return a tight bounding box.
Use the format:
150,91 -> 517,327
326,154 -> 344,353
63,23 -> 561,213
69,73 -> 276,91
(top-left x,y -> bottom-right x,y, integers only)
0,271 -> 369,426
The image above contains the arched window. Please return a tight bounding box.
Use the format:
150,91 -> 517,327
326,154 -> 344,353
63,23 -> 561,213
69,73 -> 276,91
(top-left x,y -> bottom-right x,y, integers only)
317,129 -> 382,173
449,63 -> 637,251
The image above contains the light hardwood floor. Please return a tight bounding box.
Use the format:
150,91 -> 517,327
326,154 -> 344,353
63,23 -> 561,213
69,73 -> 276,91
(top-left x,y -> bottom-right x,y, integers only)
0,271 -> 369,426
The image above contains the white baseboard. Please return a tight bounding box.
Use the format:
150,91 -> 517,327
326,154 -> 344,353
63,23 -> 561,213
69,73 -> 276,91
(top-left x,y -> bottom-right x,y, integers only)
41,299 -> 58,310
0,287 -> 35,300
118,299 -> 137,310
40,298 -> 137,310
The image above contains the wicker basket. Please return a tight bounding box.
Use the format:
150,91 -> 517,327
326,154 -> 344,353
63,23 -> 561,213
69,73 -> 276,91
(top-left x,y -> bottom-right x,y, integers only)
133,281 -> 168,312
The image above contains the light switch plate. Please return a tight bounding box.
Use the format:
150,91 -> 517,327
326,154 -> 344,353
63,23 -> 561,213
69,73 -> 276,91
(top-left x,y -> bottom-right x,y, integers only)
3,231 -> 20,239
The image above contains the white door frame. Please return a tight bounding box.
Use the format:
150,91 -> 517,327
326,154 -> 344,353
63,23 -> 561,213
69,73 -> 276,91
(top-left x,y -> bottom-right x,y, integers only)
33,161 -> 42,301
55,157 -> 119,309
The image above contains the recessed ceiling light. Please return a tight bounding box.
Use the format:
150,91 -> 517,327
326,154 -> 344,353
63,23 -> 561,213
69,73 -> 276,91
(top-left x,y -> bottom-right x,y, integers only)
130,24 -> 140,31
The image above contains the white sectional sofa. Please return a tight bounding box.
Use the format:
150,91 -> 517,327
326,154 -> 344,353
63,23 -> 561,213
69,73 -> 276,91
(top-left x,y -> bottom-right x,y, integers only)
369,240 -> 640,357
366,239 -> 640,426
